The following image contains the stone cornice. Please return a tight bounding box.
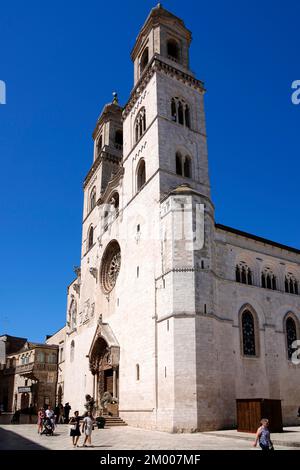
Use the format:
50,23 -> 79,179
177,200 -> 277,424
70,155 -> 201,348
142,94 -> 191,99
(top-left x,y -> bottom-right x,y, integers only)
123,55 -> 205,119
83,151 -> 121,189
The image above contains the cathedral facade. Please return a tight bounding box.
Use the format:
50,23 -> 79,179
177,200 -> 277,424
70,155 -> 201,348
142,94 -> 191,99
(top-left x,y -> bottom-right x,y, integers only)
50,5 -> 300,432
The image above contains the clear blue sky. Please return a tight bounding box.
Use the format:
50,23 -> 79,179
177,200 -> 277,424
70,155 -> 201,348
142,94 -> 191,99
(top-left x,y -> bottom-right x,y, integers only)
0,0 -> 299,342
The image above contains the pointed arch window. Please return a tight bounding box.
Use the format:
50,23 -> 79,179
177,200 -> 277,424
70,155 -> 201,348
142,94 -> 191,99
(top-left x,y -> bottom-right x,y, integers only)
286,317 -> 297,360
170,97 -> 191,128
134,108 -> 146,143
176,152 -> 182,175
88,226 -> 94,250
236,263 -> 252,285
140,47 -> 149,75
261,268 -> 277,290
175,152 -> 192,178
90,186 -> 96,211
241,310 -> 256,356
115,130 -> 123,150
167,39 -> 180,62
97,134 -> 103,156
285,274 -> 299,295
137,159 -> 146,191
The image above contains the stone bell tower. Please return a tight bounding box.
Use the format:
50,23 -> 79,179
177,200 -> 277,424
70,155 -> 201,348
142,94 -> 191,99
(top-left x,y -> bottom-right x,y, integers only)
120,4 -> 216,431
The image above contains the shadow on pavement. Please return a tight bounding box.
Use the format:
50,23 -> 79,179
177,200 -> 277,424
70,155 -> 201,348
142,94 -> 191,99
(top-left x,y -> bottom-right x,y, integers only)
0,427 -> 47,450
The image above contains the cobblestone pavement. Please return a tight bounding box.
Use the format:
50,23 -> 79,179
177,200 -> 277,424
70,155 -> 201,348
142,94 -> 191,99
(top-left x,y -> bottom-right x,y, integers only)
0,424 -> 296,450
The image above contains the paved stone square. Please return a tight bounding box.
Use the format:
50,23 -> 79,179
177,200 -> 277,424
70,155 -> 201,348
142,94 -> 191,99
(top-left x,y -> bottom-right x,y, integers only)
0,424 -> 298,450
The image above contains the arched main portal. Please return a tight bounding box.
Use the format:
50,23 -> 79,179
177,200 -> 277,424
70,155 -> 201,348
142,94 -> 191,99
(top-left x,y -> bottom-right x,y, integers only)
89,323 -> 120,414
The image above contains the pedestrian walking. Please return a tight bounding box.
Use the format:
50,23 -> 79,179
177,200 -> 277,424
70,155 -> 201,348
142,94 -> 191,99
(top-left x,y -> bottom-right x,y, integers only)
82,411 -> 94,447
69,411 -> 81,447
37,408 -> 45,434
253,418 -> 274,451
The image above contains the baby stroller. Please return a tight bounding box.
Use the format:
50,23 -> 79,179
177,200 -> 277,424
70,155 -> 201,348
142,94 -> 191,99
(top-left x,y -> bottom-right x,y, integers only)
41,417 -> 54,436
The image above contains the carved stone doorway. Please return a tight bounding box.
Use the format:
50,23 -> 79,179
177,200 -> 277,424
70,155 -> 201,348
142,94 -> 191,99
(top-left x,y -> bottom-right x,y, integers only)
89,334 -> 119,415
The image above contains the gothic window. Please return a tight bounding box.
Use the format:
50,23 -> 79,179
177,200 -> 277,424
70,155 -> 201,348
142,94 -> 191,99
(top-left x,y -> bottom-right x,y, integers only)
134,108 -> 146,143
185,106 -> 191,128
140,47 -> 149,75
90,186 -> 96,211
171,98 -> 177,121
167,39 -> 180,62
184,156 -> 191,178
236,263 -> 253,285
115,130 -> 123,149
100,240 -> 121,294
285,274 -> 299,295
170,97 -> 191,128
175,152 -> 192,178
286,317 -> 297,360
88,226 -> 94,250
176,152 -> 182,175
241,310 -> 256,356
70,340 -> 75,363
261,268 -> 277,290
137,159 -> 146,191
97,134 -> 103,156
178,101 -> 184,124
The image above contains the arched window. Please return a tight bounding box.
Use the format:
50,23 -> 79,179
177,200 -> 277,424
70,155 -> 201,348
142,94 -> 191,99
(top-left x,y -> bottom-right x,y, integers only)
115,130 -> 123,149
176,152 -> 182,175
241,310 -> 256,356
183,156 -> 191,178
185,106 -> 190,128
70,340 -> 75,363
136,364 -> 140,381
134,108 -> 146,143
235,263 -> 253,285
286,317 -> 297,360
178,101 -> 184,124
90,186 -> 96,211
171,98 -> 177,121
167,39 -> 180,62
97,134 -> 103,156
88,226 -> 94,250
175,152 -> 192,178
140,47 -> 149,74
170,98 -> 191,128
285,274 -> 299,295
261,268 -> 277,290
137,159 -> 146,191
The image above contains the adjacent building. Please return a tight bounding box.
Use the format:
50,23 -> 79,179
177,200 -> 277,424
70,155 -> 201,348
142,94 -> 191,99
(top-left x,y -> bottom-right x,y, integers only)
0,335 -> 58,412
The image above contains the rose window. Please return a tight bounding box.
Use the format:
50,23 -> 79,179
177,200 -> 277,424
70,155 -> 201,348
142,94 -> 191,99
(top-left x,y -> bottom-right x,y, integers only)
100,241 -> 121,293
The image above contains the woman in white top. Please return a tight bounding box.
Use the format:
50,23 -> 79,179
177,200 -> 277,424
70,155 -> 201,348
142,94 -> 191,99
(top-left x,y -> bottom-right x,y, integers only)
82,411 -> 94,447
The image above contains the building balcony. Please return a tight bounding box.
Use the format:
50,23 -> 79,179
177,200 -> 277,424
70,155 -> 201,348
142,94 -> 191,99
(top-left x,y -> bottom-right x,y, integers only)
16,362 -> 57,375
16,363 -> 34,374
